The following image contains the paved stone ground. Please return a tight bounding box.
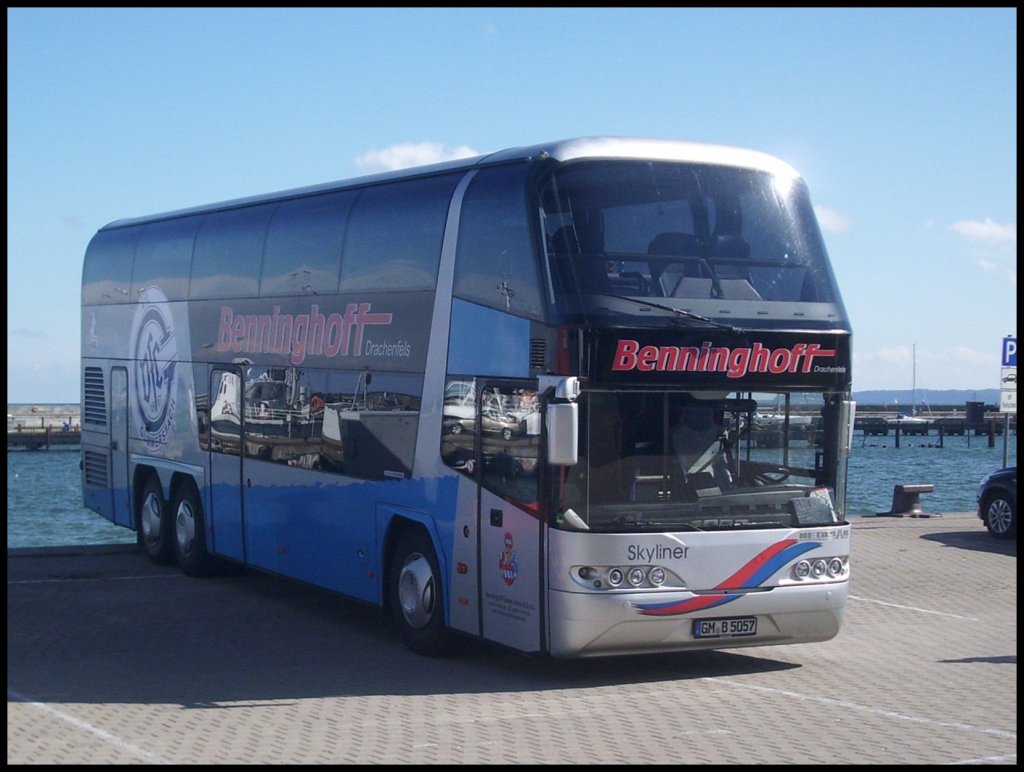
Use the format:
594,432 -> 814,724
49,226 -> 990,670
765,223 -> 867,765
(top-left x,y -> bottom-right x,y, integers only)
7,513 -> 1016,764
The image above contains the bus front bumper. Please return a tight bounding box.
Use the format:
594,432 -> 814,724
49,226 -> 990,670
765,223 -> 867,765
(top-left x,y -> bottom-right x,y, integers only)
546,582 -> 847,658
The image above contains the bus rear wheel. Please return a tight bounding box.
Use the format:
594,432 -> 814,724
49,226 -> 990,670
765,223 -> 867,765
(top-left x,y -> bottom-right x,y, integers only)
172,481 -> 215,576
138,475 -> 175,566
389,528 -> 453,657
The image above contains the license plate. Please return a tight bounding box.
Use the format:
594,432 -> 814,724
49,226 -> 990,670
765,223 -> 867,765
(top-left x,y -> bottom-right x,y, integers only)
693,617 -> 758,639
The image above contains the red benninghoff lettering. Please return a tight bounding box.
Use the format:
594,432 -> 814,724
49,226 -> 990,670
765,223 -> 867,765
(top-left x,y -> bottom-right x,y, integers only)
215,303 -> 393,365
611,339 -> 836,377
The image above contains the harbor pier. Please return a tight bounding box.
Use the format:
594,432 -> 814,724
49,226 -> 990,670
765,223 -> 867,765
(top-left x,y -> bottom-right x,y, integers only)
7,404 -> 81,451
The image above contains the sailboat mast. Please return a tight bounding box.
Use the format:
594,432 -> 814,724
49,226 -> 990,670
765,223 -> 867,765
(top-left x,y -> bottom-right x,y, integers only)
912,343 -> 916,416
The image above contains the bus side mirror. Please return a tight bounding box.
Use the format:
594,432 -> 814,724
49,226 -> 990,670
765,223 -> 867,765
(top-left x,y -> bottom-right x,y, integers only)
546,402 -> 578,465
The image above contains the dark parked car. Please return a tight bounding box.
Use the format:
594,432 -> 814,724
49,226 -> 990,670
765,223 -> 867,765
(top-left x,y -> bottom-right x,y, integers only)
977,466 -> 1016,539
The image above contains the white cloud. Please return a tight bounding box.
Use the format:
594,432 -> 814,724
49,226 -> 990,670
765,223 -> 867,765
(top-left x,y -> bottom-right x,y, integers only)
949,217 -> 1017,246
10,328 -> 48,338
354,142 -> 480,173
947,218 -> 1017,284
813,205 -> 852,233
866,345 -> 915,365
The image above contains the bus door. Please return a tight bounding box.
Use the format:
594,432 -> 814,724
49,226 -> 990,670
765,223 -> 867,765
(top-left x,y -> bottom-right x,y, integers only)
109,366 -> 132,528
208,367 -> 245,561
475,380 -> 544,653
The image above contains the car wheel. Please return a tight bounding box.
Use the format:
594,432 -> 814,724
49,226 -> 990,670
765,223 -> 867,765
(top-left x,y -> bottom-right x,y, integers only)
983,493 -> 1016,540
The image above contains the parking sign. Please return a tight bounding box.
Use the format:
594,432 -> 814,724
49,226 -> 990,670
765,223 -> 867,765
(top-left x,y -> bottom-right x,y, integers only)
1000,337 -> 1016,413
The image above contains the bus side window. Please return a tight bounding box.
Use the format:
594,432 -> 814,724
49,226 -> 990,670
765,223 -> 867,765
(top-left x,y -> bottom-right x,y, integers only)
320,370 -> 421,480
478,386 -> 539,509
194,363 -> 210,451
243,366 -> 326,469
209,369 -> 242,456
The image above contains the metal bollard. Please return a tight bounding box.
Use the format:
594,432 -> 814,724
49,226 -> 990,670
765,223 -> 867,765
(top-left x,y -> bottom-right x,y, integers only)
875,484 -> 935,517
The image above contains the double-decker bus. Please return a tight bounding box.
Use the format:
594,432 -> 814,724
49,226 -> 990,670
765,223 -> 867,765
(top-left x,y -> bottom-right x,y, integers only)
81,137 -> 854,658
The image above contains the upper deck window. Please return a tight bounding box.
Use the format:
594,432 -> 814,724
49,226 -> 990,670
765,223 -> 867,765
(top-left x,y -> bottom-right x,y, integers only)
454,165 -> 544,320
190,204 -> 277,300
82,226 -> 142,306
260,190 -> 355,297
339,174 -> 459,292
131,215 -> 203,302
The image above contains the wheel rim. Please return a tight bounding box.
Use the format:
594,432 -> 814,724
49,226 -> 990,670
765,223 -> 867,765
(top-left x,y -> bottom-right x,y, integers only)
397,552 -> 436,629
176,498 -> 196,556
988,499 -> 1012,535
141,490 -> 162,545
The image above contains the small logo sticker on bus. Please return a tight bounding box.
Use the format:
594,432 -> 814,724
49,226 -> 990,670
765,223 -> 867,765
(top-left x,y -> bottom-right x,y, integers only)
499,531 -> 519,586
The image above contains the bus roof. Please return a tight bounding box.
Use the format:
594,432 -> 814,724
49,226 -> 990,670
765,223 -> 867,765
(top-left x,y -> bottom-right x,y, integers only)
100,136 -> 802,231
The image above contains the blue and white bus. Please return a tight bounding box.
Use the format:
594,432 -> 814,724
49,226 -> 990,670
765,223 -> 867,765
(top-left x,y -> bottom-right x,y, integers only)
81,137 -> 854,658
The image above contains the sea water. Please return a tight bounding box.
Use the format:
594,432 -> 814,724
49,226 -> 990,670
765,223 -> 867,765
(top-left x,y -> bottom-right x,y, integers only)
6,432 -> 1017,549
7,448 -> 137,549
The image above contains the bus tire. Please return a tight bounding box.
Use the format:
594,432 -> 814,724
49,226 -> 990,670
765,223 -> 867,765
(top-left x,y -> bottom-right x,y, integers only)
389,528 -> 454,657
172,480 -> 214,576
138,475 -> 175,566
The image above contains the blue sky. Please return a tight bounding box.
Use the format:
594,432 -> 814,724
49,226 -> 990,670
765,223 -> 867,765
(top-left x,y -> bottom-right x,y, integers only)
7,7 -> 1017,403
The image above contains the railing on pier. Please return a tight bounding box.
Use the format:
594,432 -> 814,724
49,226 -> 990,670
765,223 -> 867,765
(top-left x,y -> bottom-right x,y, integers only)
7,426 -> 81,450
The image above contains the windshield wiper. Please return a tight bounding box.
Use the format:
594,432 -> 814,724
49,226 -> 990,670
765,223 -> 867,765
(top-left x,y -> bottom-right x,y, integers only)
604,518 -> 705,532
706,520 -> 790,530
597,293 -> 743,333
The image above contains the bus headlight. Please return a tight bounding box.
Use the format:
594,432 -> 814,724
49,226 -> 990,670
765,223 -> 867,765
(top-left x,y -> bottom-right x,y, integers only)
570,564 -> 683,590
792,556 -> 847,580
627,567 -> 646,587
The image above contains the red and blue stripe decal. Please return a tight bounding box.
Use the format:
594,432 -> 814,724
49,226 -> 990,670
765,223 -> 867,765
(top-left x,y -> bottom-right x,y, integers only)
631,539 -> 820,616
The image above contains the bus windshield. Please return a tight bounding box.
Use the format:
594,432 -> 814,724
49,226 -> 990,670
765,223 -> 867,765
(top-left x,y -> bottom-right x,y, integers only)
555,389 -> 844,533
540,160 -> 847,329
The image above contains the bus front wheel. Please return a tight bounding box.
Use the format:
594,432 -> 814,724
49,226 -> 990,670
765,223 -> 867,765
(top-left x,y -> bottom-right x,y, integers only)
389,528 -> 453,657
138,475 -> 175,566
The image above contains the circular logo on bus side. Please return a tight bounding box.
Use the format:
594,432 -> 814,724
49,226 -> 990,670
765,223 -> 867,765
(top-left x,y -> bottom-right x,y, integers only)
131,286 -> 178,449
